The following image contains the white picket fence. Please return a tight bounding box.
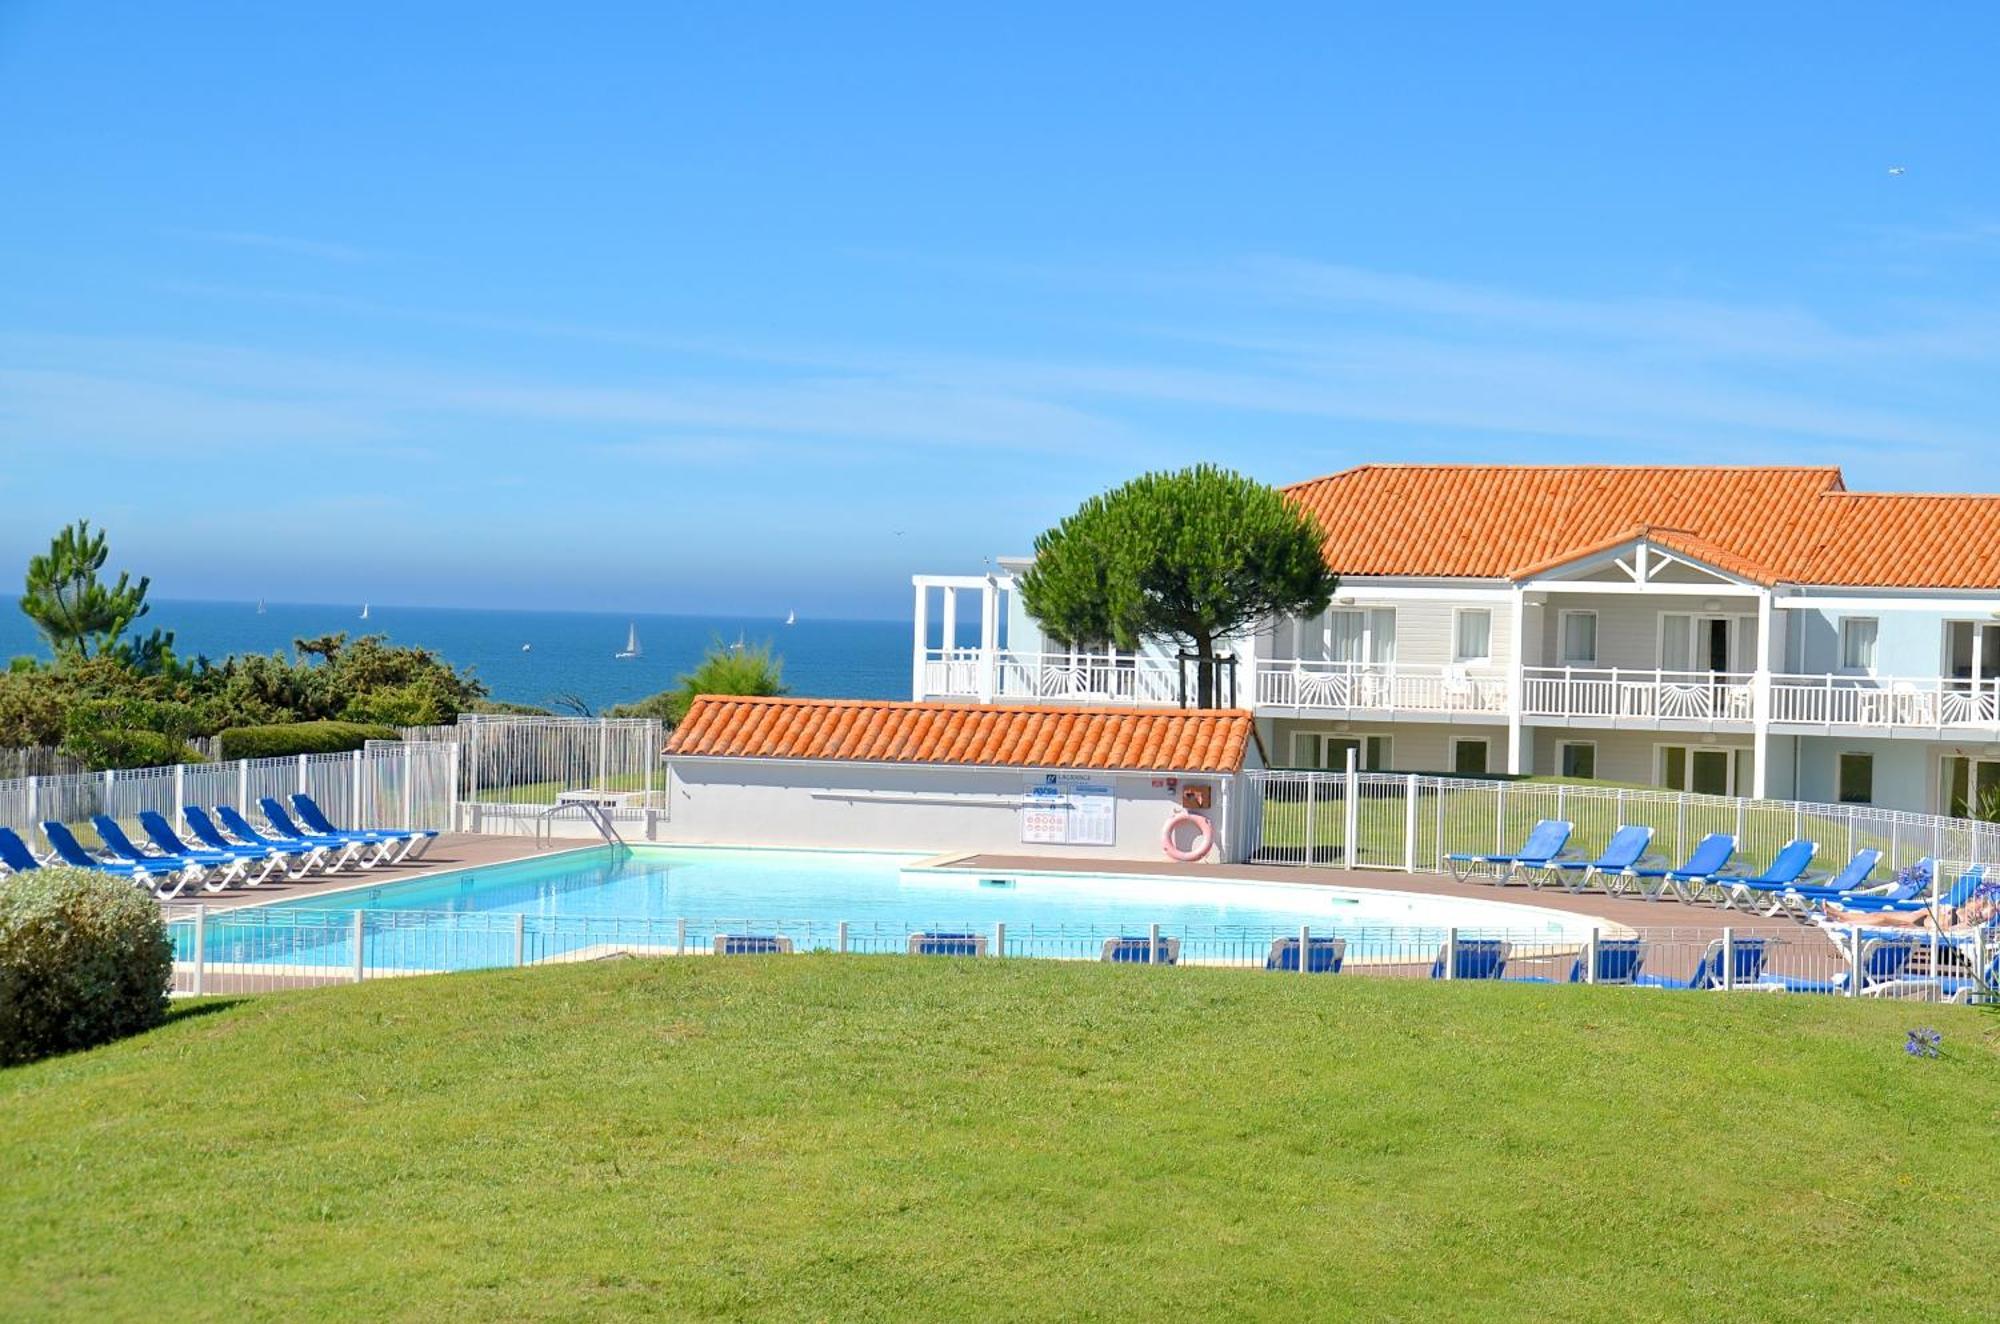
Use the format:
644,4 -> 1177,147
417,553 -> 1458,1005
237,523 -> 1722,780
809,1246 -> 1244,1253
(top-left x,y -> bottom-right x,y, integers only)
1246,767 -> 2000,878
0,742 -> 456,841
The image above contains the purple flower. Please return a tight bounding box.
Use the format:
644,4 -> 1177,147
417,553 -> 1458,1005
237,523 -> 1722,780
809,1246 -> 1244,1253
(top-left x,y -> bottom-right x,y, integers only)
1905,1027 -> 1943,1059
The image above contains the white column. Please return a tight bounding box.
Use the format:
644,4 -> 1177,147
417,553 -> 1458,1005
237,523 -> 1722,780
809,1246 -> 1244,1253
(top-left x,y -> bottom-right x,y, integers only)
978,576 -> 1001,703
1506,587 -> 1527,774
910,580 -> 930,700
1752,589 -> 1773,799
941,586 -> 959,662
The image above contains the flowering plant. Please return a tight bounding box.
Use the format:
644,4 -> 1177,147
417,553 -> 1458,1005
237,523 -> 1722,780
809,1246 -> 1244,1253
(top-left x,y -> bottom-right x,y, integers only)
1904,1028 -> 1943,1060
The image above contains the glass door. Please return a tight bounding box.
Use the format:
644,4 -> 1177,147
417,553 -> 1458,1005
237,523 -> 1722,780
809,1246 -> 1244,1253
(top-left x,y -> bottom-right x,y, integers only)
1942,755 -> 2000,818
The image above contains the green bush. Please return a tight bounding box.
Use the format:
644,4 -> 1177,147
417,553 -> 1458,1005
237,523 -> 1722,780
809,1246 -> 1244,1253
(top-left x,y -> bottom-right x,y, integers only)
215,720 -> 401,761
0,867 -> 174,1066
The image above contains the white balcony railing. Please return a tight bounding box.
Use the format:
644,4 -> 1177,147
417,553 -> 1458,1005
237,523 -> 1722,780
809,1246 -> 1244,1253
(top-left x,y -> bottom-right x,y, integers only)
1254,660 -> 1508,714
1520,667 -> 1755,725
1770,675 -> 2000,731
922,649 -> 1186,705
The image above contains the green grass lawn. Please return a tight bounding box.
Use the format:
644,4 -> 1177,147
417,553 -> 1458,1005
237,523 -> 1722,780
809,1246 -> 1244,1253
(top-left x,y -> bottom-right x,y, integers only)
3,959 -> 1995,1322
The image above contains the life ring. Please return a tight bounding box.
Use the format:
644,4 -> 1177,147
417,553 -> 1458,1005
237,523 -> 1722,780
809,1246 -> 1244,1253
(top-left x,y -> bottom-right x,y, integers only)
1162,810 -> 1216,862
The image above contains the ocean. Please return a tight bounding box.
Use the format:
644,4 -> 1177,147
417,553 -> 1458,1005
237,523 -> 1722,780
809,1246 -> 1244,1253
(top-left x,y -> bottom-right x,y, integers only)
0,598 -> 915,714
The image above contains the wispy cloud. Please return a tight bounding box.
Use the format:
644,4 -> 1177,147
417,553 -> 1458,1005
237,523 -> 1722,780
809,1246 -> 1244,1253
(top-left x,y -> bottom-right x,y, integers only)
170,229 -> 379,263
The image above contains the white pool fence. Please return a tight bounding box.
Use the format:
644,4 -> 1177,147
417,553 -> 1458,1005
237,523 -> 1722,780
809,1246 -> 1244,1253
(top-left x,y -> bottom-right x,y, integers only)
156,904 -> 1992,1005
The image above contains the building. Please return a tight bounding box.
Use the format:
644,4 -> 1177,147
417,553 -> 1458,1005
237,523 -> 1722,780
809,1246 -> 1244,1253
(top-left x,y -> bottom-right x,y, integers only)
911,465 -> 2000,818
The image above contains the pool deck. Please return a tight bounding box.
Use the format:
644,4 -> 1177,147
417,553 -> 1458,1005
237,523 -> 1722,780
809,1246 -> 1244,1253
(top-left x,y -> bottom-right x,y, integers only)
948,853 -> 1810,940
162,834 -> 561,913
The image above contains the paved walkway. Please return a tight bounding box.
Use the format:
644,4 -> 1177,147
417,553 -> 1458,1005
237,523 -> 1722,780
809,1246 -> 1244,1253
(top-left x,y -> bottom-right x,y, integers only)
164,834 -> 563,912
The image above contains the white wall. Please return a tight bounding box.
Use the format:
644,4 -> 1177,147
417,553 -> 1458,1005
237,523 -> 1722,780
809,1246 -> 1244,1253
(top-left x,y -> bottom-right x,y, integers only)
661,758 -> 1246,862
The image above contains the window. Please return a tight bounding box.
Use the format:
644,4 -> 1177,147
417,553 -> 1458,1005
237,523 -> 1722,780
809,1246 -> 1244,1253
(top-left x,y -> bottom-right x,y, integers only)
1558,741 -> 1597,780
1837,753 -> 1874,805
1306,608 -> 1396,665
1453,609 -> 1492,663
1559,611 -> 1598,665
1292,732 -> 1391,771
1840,617 -> 1878,673
1656,744 -> 1745,797
1942,755 -> 2000,818
1451,738 -> 1490,777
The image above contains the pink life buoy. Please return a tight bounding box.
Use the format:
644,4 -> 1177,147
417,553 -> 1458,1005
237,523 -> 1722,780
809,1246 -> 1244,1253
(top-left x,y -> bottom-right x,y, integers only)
1162,810 -> 1216,862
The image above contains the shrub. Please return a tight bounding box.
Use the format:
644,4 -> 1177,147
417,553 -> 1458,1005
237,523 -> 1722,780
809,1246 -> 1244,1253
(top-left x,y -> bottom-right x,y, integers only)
0,866 -> 174,1066
215,720 -> 401,761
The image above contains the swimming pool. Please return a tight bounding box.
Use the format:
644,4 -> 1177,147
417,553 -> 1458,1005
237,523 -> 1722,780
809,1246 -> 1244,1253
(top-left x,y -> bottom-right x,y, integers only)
175,845 -> 1607,973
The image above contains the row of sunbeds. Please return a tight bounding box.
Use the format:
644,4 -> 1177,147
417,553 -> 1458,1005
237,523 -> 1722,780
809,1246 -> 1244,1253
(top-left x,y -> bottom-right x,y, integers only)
716,929 -> 1961,993
1446,819 -> 1984,921
0,795 -> 439,900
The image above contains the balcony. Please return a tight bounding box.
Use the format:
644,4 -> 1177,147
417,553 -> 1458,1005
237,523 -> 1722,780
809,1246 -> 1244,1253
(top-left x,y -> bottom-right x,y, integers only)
921,649 -> 1186,706
1770,675 -> 2000,733
1520,667 -> 1754,729
1254,660 -> 1508,718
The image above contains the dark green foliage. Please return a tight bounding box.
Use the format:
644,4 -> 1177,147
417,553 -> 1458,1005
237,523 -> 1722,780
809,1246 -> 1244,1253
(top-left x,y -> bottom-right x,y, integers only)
214,721 -> 400,761
0,867 -> 173,1066
18,521 -> 171,666
606,638 -> 786,726
1019,466 -> 1339,706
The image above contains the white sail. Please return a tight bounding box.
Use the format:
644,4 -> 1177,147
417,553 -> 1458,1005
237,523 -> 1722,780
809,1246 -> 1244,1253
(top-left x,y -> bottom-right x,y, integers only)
359,603 -> 369,620
785,610 -> 796,626
616,622 -> 641,658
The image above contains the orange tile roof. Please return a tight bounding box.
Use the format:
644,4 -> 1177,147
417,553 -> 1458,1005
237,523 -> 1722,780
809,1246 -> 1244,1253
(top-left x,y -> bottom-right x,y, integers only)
668,696 -> 1255,773
1282,465 -> 2000,589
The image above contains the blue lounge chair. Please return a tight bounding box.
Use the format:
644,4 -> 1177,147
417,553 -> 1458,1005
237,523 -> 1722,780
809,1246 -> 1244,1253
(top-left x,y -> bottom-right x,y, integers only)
1709,838 -> 1819,909
1511,937 -> 1645,985
1102,935 -> 1180,965
185,806 -> 325,877
1445,819 -> 1574,884
0,827 -> 45,874
1753,848 -> 1885,918
255,800 -> 381,869
1429,938 -> 1509,980
1633,937 -> 1768,989
90,813 -> 234,878
1628,833 -> 1737,903
291,793 -> 438,861
215,805 -> 358,871
1829,866 -> 1982,915
1868,944 -> 2000,1004
137,810 -> 285,885
713,934 -> 793,955
1265,935 -> 1346,973
40,820 -> 194,898
1757,937 -> 1918,996
909,931 -> 987,957
1545,825 -> 1655,893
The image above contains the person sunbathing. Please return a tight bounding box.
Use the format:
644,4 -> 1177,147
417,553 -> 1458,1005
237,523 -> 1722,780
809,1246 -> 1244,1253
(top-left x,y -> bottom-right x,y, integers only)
1822,891 -> 1999,930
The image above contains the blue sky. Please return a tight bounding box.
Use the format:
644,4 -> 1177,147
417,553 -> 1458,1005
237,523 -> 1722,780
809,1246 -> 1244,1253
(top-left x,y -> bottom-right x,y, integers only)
3,3 -> 1998,619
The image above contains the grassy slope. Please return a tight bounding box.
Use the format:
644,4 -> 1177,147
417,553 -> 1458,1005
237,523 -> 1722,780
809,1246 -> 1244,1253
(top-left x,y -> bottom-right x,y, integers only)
2,959 -> 1995,1323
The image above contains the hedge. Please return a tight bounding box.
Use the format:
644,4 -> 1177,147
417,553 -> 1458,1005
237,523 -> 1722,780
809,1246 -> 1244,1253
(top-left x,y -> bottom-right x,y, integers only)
0,867 -> 175,1065
214,721 -> 401,761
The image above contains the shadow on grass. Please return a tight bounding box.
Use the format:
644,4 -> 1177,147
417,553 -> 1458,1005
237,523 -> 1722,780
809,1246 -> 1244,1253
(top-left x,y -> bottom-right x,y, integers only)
166,997 -> 251,1025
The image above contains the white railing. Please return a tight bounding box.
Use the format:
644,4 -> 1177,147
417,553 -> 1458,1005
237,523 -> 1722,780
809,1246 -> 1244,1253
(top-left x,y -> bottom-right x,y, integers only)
921,649 -> 1188,706
160,905 -> 1947,1001
1521,667 -> 1755,725
1770,674 -> 2000,732
0,742 -> 455,841
1255,660 -> 1508,714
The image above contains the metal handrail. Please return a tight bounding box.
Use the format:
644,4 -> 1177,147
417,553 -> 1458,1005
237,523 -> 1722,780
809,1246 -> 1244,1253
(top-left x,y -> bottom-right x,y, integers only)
534,799 -> 628,850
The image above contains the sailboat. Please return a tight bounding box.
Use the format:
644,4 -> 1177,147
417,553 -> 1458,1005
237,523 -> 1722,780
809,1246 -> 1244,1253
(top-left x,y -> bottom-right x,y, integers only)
359,603 -> 370,621
255,599 -> 266,614
785,609 -> 796,626
615,622 -> 641,659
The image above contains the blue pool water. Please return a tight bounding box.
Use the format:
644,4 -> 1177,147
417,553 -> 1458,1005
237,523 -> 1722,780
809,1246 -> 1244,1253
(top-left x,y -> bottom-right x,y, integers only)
177,846 -> 1600,973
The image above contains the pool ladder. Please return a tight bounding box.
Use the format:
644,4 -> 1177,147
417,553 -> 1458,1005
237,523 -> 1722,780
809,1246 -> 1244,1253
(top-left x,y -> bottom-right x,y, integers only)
534,800 -> 628,850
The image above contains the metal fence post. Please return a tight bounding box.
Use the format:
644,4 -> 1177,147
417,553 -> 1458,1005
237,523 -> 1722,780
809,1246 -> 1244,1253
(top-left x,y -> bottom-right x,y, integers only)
1148,921 -> 1162,966
514,913 -> 526,967
1444,927 -> 1459,981
352,911 -> 366,984
1403,774 -> 1418,873
351,749 -> 364,826
192,904 -> 207,997
1343,748 -> 1359,871
1721,926 -> 1735,992
1847,923 -> 1861,999
401,742 -> 414,830
676,917 -> 688,957
1584,927 -> 1599,986
1298,924 -> 1310,977
1304,776 -> 1317,866
994,921 -> 1006,958
298,753 -> 308,795
25,774 -> 36,823
238,758 -> 250,812
837,920 -> 849,954
173,763 -> 185,823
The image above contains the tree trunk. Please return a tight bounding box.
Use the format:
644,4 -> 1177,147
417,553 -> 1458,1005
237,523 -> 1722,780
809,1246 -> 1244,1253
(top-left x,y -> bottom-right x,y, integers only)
1194,634 -> 1216,709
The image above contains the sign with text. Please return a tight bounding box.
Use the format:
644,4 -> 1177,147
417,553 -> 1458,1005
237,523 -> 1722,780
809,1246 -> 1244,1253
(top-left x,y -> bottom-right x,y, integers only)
1020,773 -> 1117,847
